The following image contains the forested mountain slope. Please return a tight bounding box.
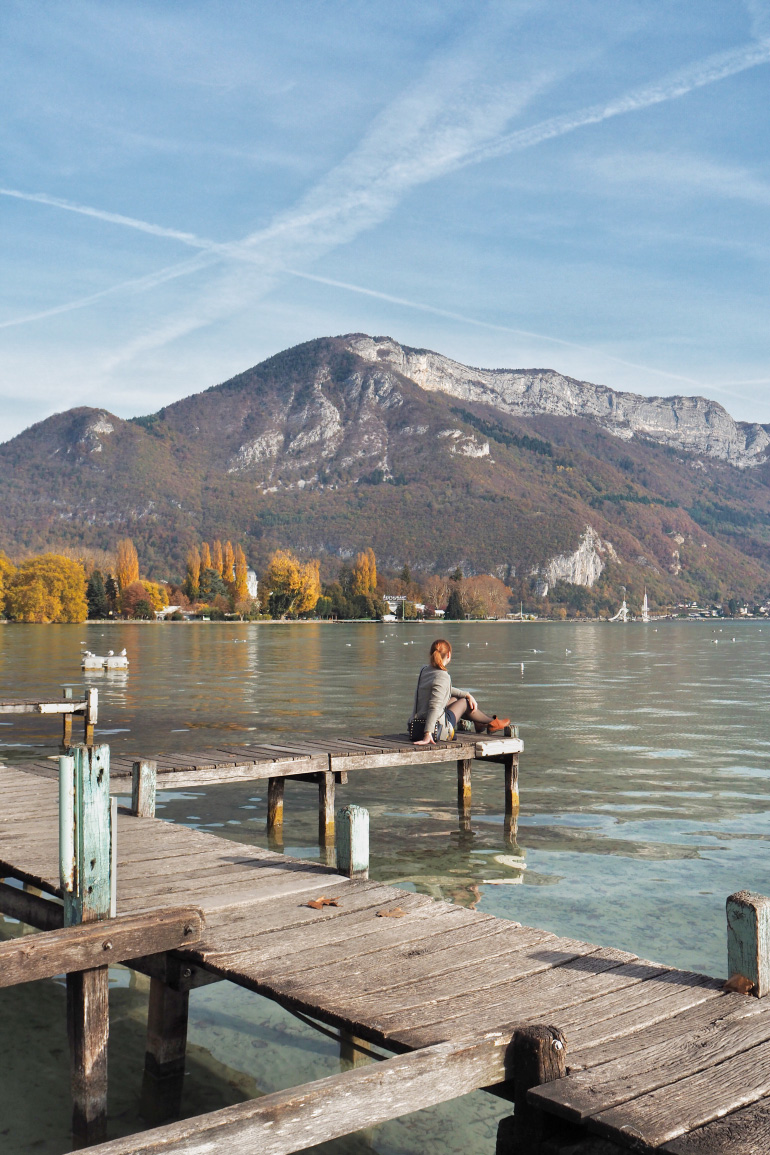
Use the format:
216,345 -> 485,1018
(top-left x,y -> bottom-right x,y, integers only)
2,335 -> 769,605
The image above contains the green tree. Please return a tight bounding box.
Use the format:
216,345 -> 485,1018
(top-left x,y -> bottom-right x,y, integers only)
445,588 -> 465,620
86,570 -> 110,619
315,595 -> 333,618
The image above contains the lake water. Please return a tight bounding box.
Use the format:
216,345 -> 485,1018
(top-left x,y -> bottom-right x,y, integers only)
2,619 -> 770,1152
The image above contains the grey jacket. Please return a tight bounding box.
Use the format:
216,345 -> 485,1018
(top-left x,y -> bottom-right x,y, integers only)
409,665 -> 466,737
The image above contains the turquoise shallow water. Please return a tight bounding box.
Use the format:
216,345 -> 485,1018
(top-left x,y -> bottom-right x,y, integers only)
1,619 -> 769,1151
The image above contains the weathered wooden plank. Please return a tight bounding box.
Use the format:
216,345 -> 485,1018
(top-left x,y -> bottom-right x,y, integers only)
662,1094 -> 770,1154
474,737 -> 523,757
0,906 -> 203,987
132,760 -> 157,818
67,1030 -> 521,1155
530,995 -> 770,1122
563,974 -> 725,1056
588,1037 -> 770,1148
0,699 -> 87,715
199,899 -> 476,974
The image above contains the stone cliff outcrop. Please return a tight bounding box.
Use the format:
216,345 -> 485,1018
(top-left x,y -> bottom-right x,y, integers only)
537,526 -> 616,589
346,335 -> 769,468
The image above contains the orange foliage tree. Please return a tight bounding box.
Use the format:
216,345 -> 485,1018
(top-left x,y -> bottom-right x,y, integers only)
212,540 -> 223,577
5,555 -> 88,623
223,541 -> 235,584
115,538 -> 139,591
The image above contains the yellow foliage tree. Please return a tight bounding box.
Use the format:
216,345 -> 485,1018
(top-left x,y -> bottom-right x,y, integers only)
212,540 -> 224,577
6,555 -> 88,623
141,581 -> 169,611
200,542 -> 212,570
0,552 -> 16,616
264,550 -> 320,616
223,541 -> 235,584
115,538 -> 139,591
233,545 -> 249,603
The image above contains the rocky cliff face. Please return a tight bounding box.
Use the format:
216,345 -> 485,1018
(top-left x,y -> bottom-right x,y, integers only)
345,335 -> 769,468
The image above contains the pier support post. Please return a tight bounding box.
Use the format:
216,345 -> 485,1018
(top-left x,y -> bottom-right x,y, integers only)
62,687 -> 73,749
496,1025 -> 567,1153
267,777 -> 285,833
504,754 -> 519,841
140,977 -> 190,1124
318,771 -> 335,846
131,760 -> 157,818
727,890 -> 770,996
336,805 -> 369,880
84,687 -> 98,746
457,759 -> 472,830
60,743 -> 113,1146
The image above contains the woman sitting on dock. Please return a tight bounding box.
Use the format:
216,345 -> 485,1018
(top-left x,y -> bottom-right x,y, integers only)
410,639 -> 509,745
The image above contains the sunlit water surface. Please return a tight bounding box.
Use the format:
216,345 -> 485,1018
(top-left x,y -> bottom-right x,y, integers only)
2,620 -> 769,1152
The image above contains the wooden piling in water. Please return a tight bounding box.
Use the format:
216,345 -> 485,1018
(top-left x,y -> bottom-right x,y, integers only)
504,753 -> 519,836
318,771 -> 335,845
457,759 -> 472,828
267,777 -> 285,832
727,890 -> 770,996
60,743 -> 114,1146
335,805 -> 369,880
131,760 -> 157,818
62,687 -> 74,748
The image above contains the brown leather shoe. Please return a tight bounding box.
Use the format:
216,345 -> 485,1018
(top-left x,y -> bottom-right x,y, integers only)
487,716 -> 511,733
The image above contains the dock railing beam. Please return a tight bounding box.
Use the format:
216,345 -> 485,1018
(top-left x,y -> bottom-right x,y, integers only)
60,743 -> 114,1146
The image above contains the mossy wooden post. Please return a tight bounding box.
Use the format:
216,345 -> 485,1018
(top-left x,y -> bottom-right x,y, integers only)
84,687 -> 98,745
131,760 -> 157,818
457,759 -> 472,830
727,891 -> 770,996
336,805 -> 369,880
62,687 -> 74,749
142,974 -> 190,1122
60,743 -> 113,1146
318,770 -> 335,846
504,753 -> 519,839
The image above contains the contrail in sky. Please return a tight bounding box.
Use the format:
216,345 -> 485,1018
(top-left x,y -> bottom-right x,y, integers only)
2,32 -> 769,391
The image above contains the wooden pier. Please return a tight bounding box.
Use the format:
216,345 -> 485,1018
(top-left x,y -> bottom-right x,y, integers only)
1,736 -> 770,1154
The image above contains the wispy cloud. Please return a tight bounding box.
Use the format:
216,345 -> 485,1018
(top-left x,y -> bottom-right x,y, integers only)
5,24 -> 770,400
461,38 -> 770,167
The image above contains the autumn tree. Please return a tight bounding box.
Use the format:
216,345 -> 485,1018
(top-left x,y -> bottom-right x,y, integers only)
184,545 -> 201,600
200,542 -> 212,570
212,540 -> 224,577
0,552 -> 16,617
6,555 -> 88,623
264,550 -> 321,617
223,541 -> 235,584
115,538 -> 139,591
464,575 -> 512,618
351,548 -> 378,596
233,545 -> 249,604
422,575 -> 449,611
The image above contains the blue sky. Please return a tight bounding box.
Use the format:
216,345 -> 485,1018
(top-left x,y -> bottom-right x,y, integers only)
1,0 -> 769,441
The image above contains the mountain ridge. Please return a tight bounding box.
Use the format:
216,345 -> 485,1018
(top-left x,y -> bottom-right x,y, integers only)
1,334 -> 769,605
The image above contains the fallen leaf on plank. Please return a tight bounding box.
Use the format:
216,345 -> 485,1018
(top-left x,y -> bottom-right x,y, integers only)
376,907 -> 406,918
724,973 -> 754,994
305,896 -> 342,909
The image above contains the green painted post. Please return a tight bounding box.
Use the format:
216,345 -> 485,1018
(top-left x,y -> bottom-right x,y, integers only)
727,891 -> 770,997
61,743 -> 113,1145
64,744 -> 113,926
336,805 -> 369,880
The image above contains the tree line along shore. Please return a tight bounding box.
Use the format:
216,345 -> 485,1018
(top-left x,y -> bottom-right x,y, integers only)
1,538 -> 754,625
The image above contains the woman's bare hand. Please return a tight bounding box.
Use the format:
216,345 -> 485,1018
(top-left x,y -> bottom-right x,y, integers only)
466,694 -> 477,712
413,735 -> 435,746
